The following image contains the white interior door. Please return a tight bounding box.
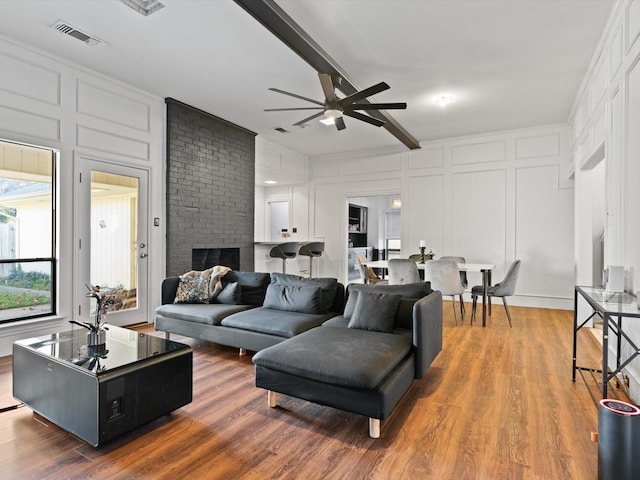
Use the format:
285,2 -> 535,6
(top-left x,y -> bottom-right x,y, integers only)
76,157 -> 149,327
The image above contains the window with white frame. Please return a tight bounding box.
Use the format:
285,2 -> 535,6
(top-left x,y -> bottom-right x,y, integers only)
0,140 -> 56,323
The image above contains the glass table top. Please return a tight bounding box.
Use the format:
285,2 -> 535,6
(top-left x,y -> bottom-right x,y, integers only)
576,286 -> 640,316
15,325 -> 190,375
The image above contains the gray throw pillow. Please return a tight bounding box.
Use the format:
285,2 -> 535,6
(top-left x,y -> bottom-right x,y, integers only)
212,282 -> 241,305
347,291 -> 401,333
263,284 -> 323,314
270,273 -> 338,313
343,290 -> 360,319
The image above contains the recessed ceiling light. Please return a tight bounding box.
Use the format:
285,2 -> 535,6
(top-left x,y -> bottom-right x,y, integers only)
264,180 -> 277,184
433,94 -> 455,107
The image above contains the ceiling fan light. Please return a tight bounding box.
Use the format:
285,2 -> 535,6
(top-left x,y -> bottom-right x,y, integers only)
320,108 -> 342,125
324,109 -> 341,119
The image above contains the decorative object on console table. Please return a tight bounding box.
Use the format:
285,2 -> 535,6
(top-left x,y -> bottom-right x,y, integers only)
419,240 -> 426,263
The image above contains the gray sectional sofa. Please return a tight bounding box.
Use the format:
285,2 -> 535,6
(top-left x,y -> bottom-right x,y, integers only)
252,282 -> 443,438
154,271 -> 345,353
155,272 -> 443,438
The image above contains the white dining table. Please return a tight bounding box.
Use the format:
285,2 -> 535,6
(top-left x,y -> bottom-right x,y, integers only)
362,260 -> 495,327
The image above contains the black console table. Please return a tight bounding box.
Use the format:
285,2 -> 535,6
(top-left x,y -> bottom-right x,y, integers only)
573,286 -> 640,400
13,325 -> 192,446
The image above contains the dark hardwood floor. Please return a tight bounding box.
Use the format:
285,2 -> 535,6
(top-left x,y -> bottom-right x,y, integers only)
0,304 -> 617,479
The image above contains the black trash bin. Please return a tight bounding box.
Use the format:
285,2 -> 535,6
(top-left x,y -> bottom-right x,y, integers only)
598,399 -> 640,480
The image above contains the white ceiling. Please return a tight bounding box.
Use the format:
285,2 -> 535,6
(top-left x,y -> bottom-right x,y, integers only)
0,0 -> 613,157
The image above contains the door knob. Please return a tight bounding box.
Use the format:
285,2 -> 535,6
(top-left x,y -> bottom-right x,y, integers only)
140,253 -> 148,258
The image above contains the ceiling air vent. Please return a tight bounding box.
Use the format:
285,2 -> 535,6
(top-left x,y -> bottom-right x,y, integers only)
274,127 -> 290,133
50,21 -> 103,46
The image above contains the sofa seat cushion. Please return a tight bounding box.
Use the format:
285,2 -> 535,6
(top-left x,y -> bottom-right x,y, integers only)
253,327 -> 412,390
221,307 -> 334,338
155,303 -> 254,326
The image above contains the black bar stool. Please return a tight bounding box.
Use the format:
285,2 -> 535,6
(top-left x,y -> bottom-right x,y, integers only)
298,242 -> 325,278
269,242 -> 300,274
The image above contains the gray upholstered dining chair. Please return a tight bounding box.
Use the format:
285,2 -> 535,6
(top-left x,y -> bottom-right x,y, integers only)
439,256 -> 467,317
388,258 -> 421,285
269,242 -> 300,274
424,259 -> 465,325
470,259 -> 521,327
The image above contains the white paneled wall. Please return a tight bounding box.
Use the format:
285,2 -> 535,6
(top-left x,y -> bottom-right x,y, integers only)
307,124 -> 573,309
569,0 -> 640,401
0,34 -> 164,356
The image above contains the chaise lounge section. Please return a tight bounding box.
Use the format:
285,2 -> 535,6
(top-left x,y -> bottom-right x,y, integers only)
252,282 -> 443,438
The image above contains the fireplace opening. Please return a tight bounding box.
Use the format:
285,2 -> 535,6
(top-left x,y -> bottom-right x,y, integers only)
192,248 -> 240,271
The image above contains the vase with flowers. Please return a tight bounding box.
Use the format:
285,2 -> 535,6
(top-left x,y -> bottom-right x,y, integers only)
69,284 -> 114,348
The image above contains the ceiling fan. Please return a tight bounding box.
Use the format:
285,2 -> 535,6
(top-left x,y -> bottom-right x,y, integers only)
265,73 -> 407,131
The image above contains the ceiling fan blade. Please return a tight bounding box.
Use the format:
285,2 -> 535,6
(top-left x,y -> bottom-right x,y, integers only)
264,107 -> 323,111
344,110 -> 386,127
293,111 -> 324,126
335,116 -> 346,131
318,73 -> 336,104
268,88 -> 324,106
340,82 -> 390,106
346,102 -> 407,111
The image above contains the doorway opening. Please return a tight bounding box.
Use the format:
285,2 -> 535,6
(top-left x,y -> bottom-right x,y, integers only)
579,143 -> 606,287
346,194 -> 401,283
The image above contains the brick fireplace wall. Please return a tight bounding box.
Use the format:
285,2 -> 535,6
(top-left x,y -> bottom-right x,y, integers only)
165,98 -> 256,276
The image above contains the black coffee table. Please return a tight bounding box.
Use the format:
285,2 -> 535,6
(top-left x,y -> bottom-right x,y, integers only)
13,325 -> 192,446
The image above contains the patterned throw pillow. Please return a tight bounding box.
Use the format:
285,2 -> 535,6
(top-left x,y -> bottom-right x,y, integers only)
173,272 -> 212,304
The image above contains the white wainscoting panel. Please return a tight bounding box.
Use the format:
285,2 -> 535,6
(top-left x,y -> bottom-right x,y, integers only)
452,140 -> 506,165
626,55 -> 640,292
256,139 -> 283,170
515,133 -> 560,160
591,54 -> 608,112
515,165 -> 574,299
312,183 -> 344,279
346,178 -> 402,195
312,159 -> 340,178
77,125 -> 150,161
408,147 -> 445,169
592,110 -> 607,148
344,152 -> 403,175
0,104 -> 59,141
284,150 -> 308,179
77,80 -> 150,132
451,170 -> 506,269
406,174 -> 444,255
628,0 -> 640,52
611,22 -> 623,79
0,52 -> 60,105
580,93 -> 590,133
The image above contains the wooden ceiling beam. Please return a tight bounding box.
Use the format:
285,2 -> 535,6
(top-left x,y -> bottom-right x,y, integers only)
233,0 -> 421,150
